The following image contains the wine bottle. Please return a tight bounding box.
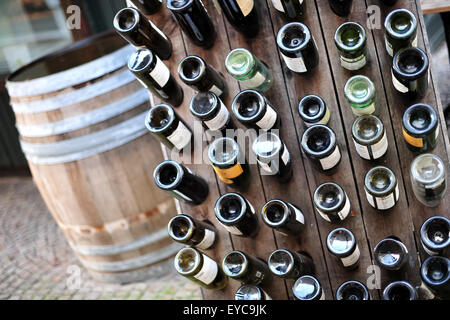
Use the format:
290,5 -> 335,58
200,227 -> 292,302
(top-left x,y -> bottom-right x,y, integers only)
214,192 -> 259,237
382,281 -> 418,300
145,104 -> 192,151
344,75 -> 376,116
190,92 -> 235,133
215,0 -> 259,38
178,55 -> 226,96
166,0 -> 216,49
313,182 -> 351,223
380,0 -> 398,5
293,275 -> 325,300
326,228 -> 360,270
364,166 -> 399,211
374,236 -> 409,270
222,250 -> 270,285
154,160 -> 209,204
301,125 -> 341,172
334,22 -> 368,71
411,154 -> 447,207
271,0 -> 306,21
420,216 -> 450,256
385,9 -> 417,57
235,285 -> 272,300
168,214 -> 217,249
268,249 -> 314,279
420,256 -> 450,299
252,132 -> 293,182
126,0 -> 162,15
128,49 -> 183,107
352,115 -> 388,161
261,199 -> 305,236
328,0 -> 353,17
225,48 -> 273,92
298,94 -> 330,127
402,103 -> 439,153
336,281 -> 370,300
174,247 -> 228,289
277,22 -> 319,74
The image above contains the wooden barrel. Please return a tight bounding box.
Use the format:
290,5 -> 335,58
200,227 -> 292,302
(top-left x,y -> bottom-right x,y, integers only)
6,31 -> 181,284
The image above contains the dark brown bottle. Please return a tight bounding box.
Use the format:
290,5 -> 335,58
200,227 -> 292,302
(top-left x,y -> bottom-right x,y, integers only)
222,250 -> 270,285
127,0 -> 162,15
215,0 -> 259,38
382,281 -> 418,300
261,199 -> 305,236
328,0 -> 353,17
268,249 -> 314,279
421,256 -> 450,299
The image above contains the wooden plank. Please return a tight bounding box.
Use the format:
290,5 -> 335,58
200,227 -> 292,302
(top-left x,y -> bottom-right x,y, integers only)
420,0 -> 450,14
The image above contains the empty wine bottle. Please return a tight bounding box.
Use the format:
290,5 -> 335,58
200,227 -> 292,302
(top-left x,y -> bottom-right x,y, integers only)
327,228 -> 360,270
235,285 -> 272,300
222,251 -> 270,285
421,256 -> 450,299
293,275 -> 324,300
126,0 -> 162,15
167,0 -> 216,49
215,0 -> 259,38
277,22 -> 319,74
178,55 -> 226,96
301,125 -> 341,172
190,92 -> 234,133
154,160 -> 208,204
336,281 -> 370,300
352,115 -> 388,161
328,0 -> 353,17
374,236 -> 409,271
364,166 -> 399,211
252,132 -> 293,182
270,0 -> 306,21
385,9 -> 417,57
383,281 -> 418,300
113,7 -> 171,60
174,247 -> 228,289
344,75 -> 376,116
411,154 -> 447,207
268,249 -> 314,279
298,95 -> 330,127
128,49 -> 183,106
225,48 -> 273,92
231,90 -> 280,131
313,182 -> 351,223
214,192 -> 259,237
261,199 -> 305,236
402,103 -> 439,153
392,47 -> 429,99
420,216 -> 450,256
380,0 -> 398,5
168,214 -> 217,249
334,22 -> 367,71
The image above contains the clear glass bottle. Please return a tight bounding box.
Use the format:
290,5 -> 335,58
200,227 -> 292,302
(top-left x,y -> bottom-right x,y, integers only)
364,166 -> 399,211
261,199 -> 305,236
352,115 -> 388,161
215,0 -> 259,38
382,281 -> 418,300
326,228 -> 360,270
126,0 -> 163,15
344,75 -> 376,116
168,214 -> 217,249
313,182 -> 351,223
402,104 -> 439,153
298,94 -> 330,127
225,48 -> 273,92
336,281 -> 370,300
190,92 -> 235,133
384,9 -> 417,57
328,0 -> 353,17
420,256 -> 450,299
292,275 -> 325,300
411,154 -> 447,207
271,0 -> 306,21
334,22 -> 367,71
268,249 -> 315,279
420,216 -> 450,256
222,251 -> 270,285
374,236 -> 409,271
235,285 -> 272,300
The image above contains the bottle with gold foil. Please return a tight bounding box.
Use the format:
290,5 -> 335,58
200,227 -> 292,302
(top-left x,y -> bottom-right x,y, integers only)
261,199 -> 305,236
402,103 -> 439,153
270,0 -> 306,21
352,115 -> 388,161
334,22 -> 367,71
222,251 -> 270,285
235,285 -> 272,300
344,75 -> 376,116
298,95 -> 330,127
384,9 -> 417,57
168,214 -> 217,250
364,166 -> 399,211
215,0 -> 259,38
126,0 -> 162,15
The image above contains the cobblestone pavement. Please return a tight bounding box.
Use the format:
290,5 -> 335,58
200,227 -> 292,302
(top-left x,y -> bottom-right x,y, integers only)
0,177 -> 202,300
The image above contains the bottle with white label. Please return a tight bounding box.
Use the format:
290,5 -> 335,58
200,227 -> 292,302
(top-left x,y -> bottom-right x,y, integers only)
313,182 -> 351,223
344,75 -> 376,116
225,48 -> 273,92
374,236 -> 409,271
261,199 -> 305,236
293,275 -> 324,300
178,55 -> 226,96
277,22 -> 318,74
168,214 -> 217,249
190,92 -> 235,133
153,160 -> 208,205
327,228 -> 360,270
215,0 -> 259,38
382,281 -> 418,300
392,47 -> 429,99
420,256 -> 450,299
301,125 -> 341,173
298,95 -> 330,127
334,22 -> 367,71
145,104 -> 193,151
174,247 -> 228,289
402,104 -> 438,153
352,115 -> 388,161
271,0 -> 306,21
364,166 -> 399,211
214,192 -> 259,237
128,49 -> 183,107
235,285 -> 272,300
222,251 -> 270,285
336,281 -> 370,300
385,9 -> 417,57
127,0 -> 162,15
420,216 -> 450,256
252,132 -> 293,183
268,249 -> 315,279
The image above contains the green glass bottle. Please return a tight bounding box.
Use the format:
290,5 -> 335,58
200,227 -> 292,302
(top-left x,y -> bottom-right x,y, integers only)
344,75 -> 376,116
351,115 -> 388,161
364,166 -> 399,211
334,22 -> 367,71
222,250 -> 270,285
384,9 -> 417,57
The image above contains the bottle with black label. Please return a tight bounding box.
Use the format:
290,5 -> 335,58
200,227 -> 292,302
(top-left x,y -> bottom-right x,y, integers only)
421,256 -> 450,299
174,247 -> 228,289
168,214 -> 217,249
277,22 -> 319,74
214,192 -> 259,237
293,275 -> 325,300
374,236 -> 409,271
126,0 -> 162,15
336,281 -> 370,300
411,154 -> 447,207
344,75 -> 377,116
128,49 -> 183,107
326,228 -> 360,270
178,55 -> 226,96
352,115 -> 388,161
385,9 -> 417,57
298,95 -> 330,127
334,22 -> 367,71
328,0 -> 353,17
252,132 -> 292,183
420,216 -> 450,256
268,249 -> 314,279
301,125 -> 341,172
364,166 -> 399,211
261,199 -> 305,236
113,7 -> 171,60
167,0 -> 216,49
382,281 -> 418,300
222,251 -> 270,285
402,103 -> 439,153
215,0 -> 259,38
235,285 -> 272,300
270,0 -> 306,21
313,182 -> 351,223
154,160 -> 208,204
231,90 -> 280,131
190,92 -> 235,133
392,47 -> 429,99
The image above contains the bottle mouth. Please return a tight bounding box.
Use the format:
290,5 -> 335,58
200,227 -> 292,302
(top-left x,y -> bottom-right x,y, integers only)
335,22 -> 366,52
262,200 -> 289,227
235,285 -> 262,300
128,48 -> 154,72
385,9 -> 417,39
114,7 -> 140,32
208,137 -> 240,166
393,47 -> 428,79
277,22 -> 311,53
252,132 -> 282,160
222,251 -> 248,277
352,115 -> 383,144
374,238 -> 406,268
190,92 -> 218,118
167,0 -> 193,11
292,276 -> 321,300
232,90 -> 265,121
302,125 -> 336,157
178,55 -> 206,83
314,182 -> 345,212
421,216 -> 450,250
411,154 -> 445,186
364,166 -> 396,196
327,228 -> 355,256
383,281 -> 416,300
421,256 -> 450,286
336,281 -> 369,300
402,103 -> 437,136
298,95 -> 326,122
268,249 -> 294,276
215,192 -> 246,224
344,75 -> 375,105
174,247 -> 200,275
168,214 -> 194,241
225,48 -> 255,79
153,160 -> 183,189
145,104 -> 175,133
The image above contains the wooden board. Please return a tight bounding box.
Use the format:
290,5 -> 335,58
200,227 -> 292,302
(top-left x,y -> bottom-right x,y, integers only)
421,0 -> 450,14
